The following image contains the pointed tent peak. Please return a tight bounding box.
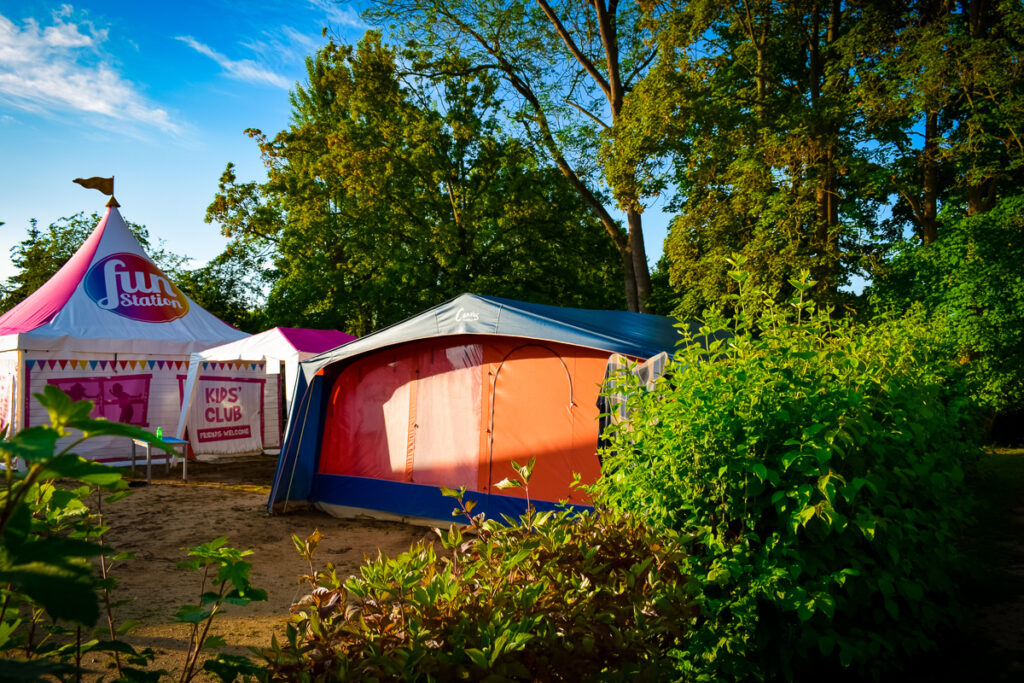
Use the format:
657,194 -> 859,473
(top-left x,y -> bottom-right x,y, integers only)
0,206 -> 247,353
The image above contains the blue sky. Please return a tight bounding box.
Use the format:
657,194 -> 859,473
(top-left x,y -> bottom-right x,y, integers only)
0,1 -> 670,283
0,1 -> 363,279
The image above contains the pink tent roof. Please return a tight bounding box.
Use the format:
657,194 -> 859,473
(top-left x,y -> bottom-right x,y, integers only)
0,211 -> 109,335
277,327 -> 356,355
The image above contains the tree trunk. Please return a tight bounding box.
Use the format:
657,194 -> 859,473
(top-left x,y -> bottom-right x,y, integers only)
625,206 -> 650,312
618,240 -> 639,312
921,110 -> 940,244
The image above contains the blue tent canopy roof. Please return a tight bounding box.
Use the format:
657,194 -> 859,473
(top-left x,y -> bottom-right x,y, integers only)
298,293 -> 690,381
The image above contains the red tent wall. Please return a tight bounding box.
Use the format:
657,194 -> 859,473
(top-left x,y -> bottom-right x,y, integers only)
318,335 -> 609,506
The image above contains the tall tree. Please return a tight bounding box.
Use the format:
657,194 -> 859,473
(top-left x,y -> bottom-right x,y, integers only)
367,0 -> 663,312
606,0 -> 882,318
206,33 -> 623,337
852,0 -> 1024,246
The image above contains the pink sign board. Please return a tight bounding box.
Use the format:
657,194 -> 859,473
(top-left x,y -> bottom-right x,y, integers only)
179,375 -> 265,448
47,374 -> 151,426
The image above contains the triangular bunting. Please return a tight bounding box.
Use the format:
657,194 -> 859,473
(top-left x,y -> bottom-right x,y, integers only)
58,360 -> 68,370
148,360 -> 155,369
157,360 -> 165,370
47,360 -> 57,370
100,360 -> 109,370
26,360 -> 35,370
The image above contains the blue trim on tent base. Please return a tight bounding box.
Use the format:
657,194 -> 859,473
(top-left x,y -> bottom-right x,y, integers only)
309,474 -> 591,524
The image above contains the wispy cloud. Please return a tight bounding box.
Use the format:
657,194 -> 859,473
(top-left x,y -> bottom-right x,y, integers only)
239,25 -> 321,71
176,35 -> 290,89
0,8 -> 176,133
308,0 -> 370,30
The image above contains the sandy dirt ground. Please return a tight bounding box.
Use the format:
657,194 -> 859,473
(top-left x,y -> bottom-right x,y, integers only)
96,453 -> 426,680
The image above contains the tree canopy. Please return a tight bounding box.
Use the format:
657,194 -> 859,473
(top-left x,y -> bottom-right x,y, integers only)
603,0 -> 1023,318
206,32 -> 624,337
367,0 -> 665,312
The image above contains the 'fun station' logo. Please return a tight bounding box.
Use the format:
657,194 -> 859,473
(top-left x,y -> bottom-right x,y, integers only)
84,252 -> 190,323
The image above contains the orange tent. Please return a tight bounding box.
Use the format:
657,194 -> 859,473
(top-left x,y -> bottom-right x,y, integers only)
269,295 -> 688,523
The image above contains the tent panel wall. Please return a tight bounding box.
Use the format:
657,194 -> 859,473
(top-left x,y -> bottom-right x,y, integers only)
317,336 -> 609,510
309,473 -> 590,524
482,342 -> 607,507
411,344 -> 482,489
24,356 -> 191,463
271,372 -> 329,507
320,352 -> 414,480
319,340 -> 484,490
0,357 -> 17,436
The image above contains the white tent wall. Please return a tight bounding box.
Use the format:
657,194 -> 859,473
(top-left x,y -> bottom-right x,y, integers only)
172,326 -> 359,458
0,355 -> 18,437
21,352 -> 190,463
179,361 -> 281,456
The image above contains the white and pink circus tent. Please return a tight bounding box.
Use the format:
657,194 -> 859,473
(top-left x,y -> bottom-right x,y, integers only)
0,204 -> 249,463
175,327 -> 356,456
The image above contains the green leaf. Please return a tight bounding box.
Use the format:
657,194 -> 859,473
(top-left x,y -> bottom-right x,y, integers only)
35,453 -> 125,488
464,648 -> 489,669
117,619 -> 141,636
0,426 -> 61,462
0,561 -> 99,625
203,634 -> 228,650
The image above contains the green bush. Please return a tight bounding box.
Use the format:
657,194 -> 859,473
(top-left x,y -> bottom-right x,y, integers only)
0,387 -> 265,682
870,195 -> 1024,415
595,269 -> 982,680
258,488 -> 695,681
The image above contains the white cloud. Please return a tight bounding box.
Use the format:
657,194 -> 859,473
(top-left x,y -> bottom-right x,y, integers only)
0,9 -> 176,133
176,35 -> 291,89
308,0 -> 370,30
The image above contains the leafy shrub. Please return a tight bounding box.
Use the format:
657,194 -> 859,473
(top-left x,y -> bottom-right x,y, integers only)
0,387 -> 265,682
0,386 -> 175,680
258,485 -> 695,681
870,194 -> 1024,415
176,537 -> 268,682
595,268 -> 982,680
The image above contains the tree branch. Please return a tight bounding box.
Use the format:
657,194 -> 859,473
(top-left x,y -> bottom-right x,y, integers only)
536,0 -> 613,99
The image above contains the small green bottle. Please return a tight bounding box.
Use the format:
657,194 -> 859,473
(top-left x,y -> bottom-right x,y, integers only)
156,427 -> 163,440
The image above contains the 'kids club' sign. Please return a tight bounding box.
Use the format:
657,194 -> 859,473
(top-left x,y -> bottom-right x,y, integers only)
84,252 -> 190,323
